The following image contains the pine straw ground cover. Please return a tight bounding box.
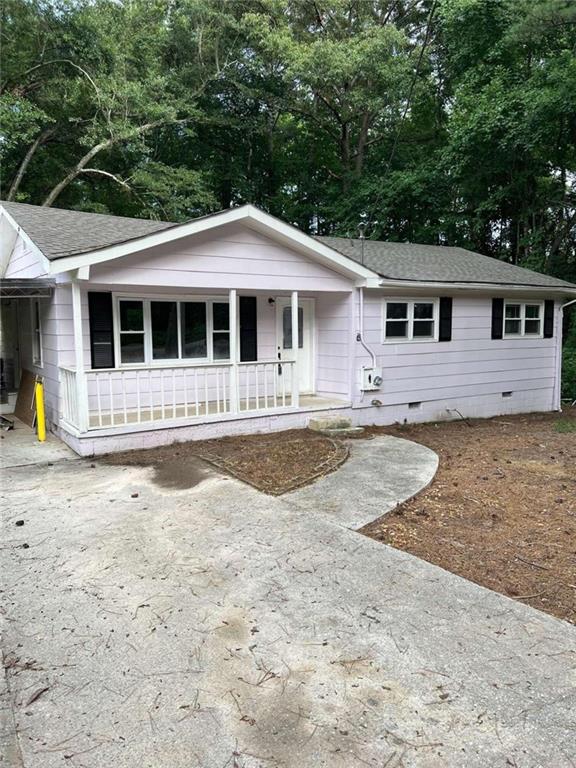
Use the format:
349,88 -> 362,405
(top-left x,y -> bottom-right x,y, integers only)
103,429 -> 349,495
361,407 -> 576,624
193,429 -> 349,494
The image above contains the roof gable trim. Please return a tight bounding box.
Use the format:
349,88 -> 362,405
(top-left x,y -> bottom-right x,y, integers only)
0,207 -> 50,277
41,205 -> 378,282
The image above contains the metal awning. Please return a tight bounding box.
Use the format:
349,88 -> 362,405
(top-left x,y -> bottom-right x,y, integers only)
0,279 -> 54,298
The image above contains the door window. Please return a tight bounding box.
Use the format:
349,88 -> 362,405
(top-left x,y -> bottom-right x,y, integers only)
282,306 -> 304,350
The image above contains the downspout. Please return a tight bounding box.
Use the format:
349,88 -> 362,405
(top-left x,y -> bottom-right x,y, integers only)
555,298 -> 576,411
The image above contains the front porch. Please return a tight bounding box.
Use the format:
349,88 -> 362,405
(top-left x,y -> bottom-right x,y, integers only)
60,360 -> 349,434
58,286 -> 353,439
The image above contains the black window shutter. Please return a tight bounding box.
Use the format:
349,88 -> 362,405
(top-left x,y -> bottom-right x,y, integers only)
88,292 -> 115,369
543,300 -> 554,338
491,298 -> 504,339
239,296 -> 258,362
438,297 -> 453,342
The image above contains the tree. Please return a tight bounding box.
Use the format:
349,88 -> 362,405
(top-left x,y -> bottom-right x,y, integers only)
1,0 -> 574,292
1,0 -> 240,214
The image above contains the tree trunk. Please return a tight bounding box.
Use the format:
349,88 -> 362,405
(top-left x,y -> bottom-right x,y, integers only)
42,119 -> 182,207
355,112 -> 371,176
43,137 -> 114,206
7,127 -> 54,201
340,122 -> 351,192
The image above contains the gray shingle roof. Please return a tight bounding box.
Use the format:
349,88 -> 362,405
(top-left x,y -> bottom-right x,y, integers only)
1,201 -> 176,259
317,236 -> 576,290
2,201 -> 574,290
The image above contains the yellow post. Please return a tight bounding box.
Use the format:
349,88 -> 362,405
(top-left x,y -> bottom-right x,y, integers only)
35,379 -> 46,442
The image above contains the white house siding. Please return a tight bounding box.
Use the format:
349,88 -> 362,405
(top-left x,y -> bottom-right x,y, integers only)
89,222 -> 353,292
4,236 -> 47,278
352,290 -> 559,424
256,295 -> 279,361
16,288 -> 67,426
315,292 -> 353,399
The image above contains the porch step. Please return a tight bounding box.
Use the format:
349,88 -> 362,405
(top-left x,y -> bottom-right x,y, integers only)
308,417 -> 365,438
309,416 -> 352,431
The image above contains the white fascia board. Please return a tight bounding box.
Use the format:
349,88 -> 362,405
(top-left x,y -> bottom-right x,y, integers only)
0,206 -> 51,276
47,204 -> 379,282
0,212 -> 18,277
376,278 -> 576,296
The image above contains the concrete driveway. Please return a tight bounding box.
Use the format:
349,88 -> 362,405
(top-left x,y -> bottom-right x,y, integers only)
1,435 -> 575,768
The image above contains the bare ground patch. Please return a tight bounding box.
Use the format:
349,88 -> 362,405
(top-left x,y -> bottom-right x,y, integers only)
361,408 -> 576,624
102,428 -> 349,495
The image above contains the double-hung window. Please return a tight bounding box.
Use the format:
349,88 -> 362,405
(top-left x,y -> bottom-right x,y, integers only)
116,297 -> 230,366
119,300 -> 146,363
503,301 -> 543,337
383,299 -> 438,342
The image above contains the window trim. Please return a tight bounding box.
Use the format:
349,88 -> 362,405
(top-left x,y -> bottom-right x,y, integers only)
31,299 -> 43,368
381,298 -> 439,344
502,300 -> 544,339
112,294 -> 231,368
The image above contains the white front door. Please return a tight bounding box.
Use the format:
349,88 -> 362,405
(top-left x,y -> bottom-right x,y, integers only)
276,298 -> 314,394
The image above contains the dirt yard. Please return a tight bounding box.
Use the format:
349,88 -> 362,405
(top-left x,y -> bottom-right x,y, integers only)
362,408 -> 576,625
103,428 -> 349,495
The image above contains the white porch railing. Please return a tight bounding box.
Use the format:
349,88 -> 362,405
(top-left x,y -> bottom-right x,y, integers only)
60,365 -> 80,427
237,360 -> 296,412
60,359 -> 297,431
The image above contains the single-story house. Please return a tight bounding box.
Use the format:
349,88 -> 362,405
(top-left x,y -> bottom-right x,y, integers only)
1,200 -> 575,456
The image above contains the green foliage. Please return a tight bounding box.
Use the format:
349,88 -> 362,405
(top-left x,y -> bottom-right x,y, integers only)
0,0 -> 575,293
131,161 -> 217,220
0,94 -> 52,151
555,418 -> 576,433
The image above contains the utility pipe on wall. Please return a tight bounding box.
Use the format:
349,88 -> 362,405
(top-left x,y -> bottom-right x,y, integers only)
358,287 -> 377,368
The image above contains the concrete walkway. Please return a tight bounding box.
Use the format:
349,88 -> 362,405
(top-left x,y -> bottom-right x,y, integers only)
1,436 -> 575,768
288,436 -> 438,528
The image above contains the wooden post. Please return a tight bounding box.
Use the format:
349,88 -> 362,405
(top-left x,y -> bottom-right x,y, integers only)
291,290 -> 299,408
229,289 -> 239,413
71,280 -> 89,431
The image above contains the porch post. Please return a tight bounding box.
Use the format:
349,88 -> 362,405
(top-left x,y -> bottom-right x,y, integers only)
71,280 -> 89,432
291,290 -> 300,408
229,288 -> 239,413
